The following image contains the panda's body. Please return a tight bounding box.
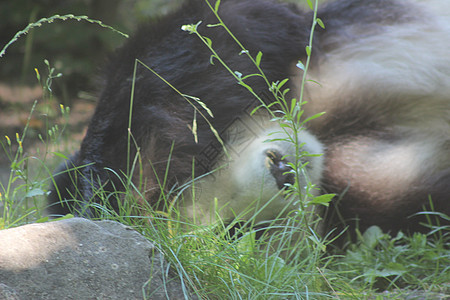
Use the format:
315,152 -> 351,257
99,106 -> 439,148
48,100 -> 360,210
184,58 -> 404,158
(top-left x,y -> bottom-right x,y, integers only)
48,0 -> 450,236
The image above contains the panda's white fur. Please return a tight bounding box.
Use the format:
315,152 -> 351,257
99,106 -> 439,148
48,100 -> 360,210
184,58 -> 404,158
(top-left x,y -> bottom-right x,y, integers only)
304,2 -> 450,120
179,121 -> 324,226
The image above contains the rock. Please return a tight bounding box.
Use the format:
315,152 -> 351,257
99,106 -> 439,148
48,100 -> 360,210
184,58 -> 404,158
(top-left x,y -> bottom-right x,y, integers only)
0,218 -> 193,300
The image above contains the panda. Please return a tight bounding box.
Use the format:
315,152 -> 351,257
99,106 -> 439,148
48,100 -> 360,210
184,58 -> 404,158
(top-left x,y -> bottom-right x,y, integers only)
307,0 -> 450,234
48,0 -> 450,237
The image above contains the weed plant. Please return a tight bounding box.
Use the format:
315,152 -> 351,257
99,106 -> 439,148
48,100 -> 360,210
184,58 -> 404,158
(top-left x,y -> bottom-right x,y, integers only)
0,60 -> 72,228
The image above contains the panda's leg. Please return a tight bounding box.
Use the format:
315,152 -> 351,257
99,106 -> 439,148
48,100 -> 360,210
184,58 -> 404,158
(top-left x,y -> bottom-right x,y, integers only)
47,152 -> 97,218
47,152 -> 82,217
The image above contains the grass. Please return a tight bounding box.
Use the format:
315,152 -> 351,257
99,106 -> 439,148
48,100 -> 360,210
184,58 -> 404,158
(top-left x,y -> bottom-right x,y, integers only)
1,138 -> 449,299
1,0 -> 449,299
1,62 -> 449,300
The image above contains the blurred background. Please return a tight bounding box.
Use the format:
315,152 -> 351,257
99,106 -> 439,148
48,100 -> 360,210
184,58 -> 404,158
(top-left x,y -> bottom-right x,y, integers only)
0,0 -> 188,196
0,0 -> 185,100
0,0 -> 185,179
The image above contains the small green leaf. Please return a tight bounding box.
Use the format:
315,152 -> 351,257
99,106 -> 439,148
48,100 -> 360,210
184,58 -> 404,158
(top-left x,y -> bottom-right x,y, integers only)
209,54 -> 217,65
52,152 -> 69,160
36,217 -> 50,223
206,23 -> 222,28
309,194 -> 334,206
239,82 -> 254,93
306,79 -> 322,87
255,51 -> 263,67
316,18 -> 325,29
242,73 -> 263,80
181,24 -> 193,32
26,187 -> 46,198
277,78 -> 289,90
374,263 -> 407,277
50,214 -> 75,222
250,104 -> 264,115
362,226 -> 385,248
204,36 -> 212,47
282,88 -> 290,96
306,0 -> 313,10
214,0 -> 221,12
236,230 -> 256,253
238,78 -> 253,93
278,123 -> 291,129
303,111 -> 326,123
296,60 -> 305,71
305,45 -> 311,56
290,98 -> 297,114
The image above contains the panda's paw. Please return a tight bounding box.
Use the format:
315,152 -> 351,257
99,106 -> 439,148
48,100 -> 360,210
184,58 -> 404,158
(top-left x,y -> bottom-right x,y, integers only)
264,149 -> 295,190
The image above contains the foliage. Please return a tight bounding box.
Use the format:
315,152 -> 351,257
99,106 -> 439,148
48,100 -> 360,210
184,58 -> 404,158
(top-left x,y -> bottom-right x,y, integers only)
332,224 -> 449,294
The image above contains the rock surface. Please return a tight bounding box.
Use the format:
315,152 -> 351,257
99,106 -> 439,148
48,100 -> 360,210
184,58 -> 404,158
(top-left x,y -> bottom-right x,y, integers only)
0,218 -> 192,300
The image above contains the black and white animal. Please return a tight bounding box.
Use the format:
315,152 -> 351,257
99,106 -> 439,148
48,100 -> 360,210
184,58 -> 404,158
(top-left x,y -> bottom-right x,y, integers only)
48,0 -> 450,236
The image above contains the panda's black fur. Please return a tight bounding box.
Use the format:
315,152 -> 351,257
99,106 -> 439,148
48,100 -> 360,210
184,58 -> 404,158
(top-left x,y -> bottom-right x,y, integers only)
48,0 -> 450,236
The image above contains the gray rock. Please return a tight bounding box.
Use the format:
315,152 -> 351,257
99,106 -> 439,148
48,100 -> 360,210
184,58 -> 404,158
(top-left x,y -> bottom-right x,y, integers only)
0,218 -> 193,300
